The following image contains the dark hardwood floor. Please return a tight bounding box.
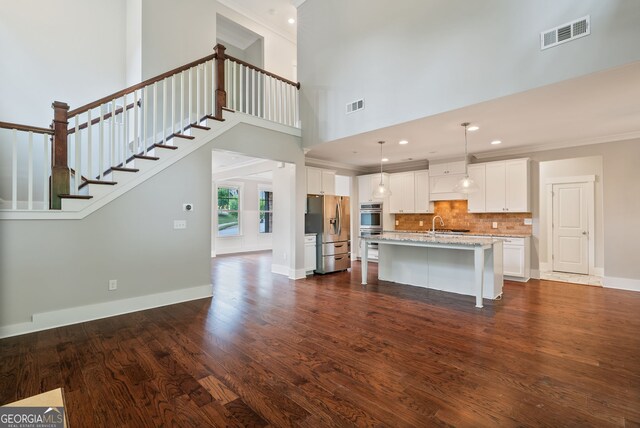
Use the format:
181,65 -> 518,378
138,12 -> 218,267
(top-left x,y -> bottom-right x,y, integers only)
1,251 -> 639,427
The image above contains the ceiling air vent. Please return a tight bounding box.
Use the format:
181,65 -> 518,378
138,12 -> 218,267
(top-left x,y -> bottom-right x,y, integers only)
541,15 -> 590,50
346,98 -> 364,114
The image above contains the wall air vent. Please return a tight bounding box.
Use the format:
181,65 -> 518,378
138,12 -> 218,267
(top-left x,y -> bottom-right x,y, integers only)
346,98 -> 364,114
541,15 -> 590,50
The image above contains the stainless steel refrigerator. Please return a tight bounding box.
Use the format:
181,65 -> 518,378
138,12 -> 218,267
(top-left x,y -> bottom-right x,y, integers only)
305,195 -> 351,274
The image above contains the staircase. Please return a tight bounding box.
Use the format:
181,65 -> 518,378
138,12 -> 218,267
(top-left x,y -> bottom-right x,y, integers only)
0,44 -> 300,216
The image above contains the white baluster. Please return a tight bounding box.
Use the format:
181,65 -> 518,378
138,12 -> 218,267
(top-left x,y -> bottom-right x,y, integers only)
143,87 -> 148,154
204,62 -> 209,117
133,90 -> 139,155
151,84 -> 156,154
258,72 -> 262,118
87,109 -> 93,179
28,131 -> 33,209
196,64 -> 201,123
99,107 -> 104,179
11,129 -> 17,209
171,75 -> 176,137
122,94 -> 128,166
180,71 -> 185,132
43,133 -> 48,209
245,66 -> 249,113
188,67 -> 193,126
162,79 -> 167,144
75,116 -> 80,194
232,61 -> 237,111
111,99 -> 117,162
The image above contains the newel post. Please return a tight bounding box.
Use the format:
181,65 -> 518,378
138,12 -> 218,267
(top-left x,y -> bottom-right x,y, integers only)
214,44 -> 227,120
50,101 -> 70,209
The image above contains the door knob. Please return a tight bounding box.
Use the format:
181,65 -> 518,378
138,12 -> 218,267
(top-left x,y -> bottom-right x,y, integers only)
582,231 -> 587,235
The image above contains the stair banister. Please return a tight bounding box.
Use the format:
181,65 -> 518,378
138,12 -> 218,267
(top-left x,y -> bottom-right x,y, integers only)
214,44 -> 227,120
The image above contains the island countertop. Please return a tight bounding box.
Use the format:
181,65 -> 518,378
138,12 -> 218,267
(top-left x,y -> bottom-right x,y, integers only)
361,232 -> 496,247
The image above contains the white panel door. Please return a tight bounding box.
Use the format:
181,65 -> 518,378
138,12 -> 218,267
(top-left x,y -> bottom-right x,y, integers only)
553,182 -> 589,274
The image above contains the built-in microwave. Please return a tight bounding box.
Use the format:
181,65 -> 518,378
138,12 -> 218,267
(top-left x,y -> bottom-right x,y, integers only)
359,202 -> 383,229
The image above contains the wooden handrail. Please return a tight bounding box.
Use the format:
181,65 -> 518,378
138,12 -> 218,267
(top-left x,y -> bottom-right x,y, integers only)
68,101 -> 138,135
68,53 -> 217,118
226,54 -> 301,88
0,121 -> 53,135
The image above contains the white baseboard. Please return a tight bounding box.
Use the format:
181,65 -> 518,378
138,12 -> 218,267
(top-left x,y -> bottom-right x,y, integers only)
603,276 -> 640,292
530,269 -> 540,279
592,267 -> 604,277
0,284 -> 212,339
290,268 -> 307,280
539,262 -> 551,273
271,264 -> 289,276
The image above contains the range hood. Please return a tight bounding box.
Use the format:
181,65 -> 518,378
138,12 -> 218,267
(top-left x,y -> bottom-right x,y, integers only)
428,159 -> 468,201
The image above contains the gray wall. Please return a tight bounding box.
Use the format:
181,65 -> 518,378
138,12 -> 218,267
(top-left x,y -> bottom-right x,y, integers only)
298,0 -> 640,147
0,123 -> 304,329
478,138 -> 640,281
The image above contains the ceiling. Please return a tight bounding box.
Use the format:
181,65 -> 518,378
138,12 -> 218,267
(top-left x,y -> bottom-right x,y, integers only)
306,61 -> 640,169
217,0 -> 297,42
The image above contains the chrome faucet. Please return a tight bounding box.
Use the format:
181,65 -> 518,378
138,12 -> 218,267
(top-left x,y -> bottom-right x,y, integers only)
432,215 -> 444,235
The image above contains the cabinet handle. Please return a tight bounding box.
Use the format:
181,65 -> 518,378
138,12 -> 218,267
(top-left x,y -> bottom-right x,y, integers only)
335,244 -> 344,248
335,257 -> 343,260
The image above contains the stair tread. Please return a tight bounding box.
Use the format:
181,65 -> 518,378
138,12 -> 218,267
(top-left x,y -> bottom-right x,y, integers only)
154,144 -> 178,150
133,154 -> 160,161
191,123 -> 211,131
79,180 -> 117,190
205,115 -> 225,122
59,194 -> 93,200
222,107 -> 235,113
111,166 -> 140,172
172,133 -> 195,140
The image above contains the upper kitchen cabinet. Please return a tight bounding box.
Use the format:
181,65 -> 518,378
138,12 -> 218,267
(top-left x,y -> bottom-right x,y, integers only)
466,164 -> 486,213
485,158 -> 530,212
428,161 -> 466,176
306,167 -> 336,195
389,172 -> 416,213
358,173 -> 389,203
389,170 -> 433,214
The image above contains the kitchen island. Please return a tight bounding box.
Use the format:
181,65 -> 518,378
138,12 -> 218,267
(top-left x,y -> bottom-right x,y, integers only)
360,232 -> 503,308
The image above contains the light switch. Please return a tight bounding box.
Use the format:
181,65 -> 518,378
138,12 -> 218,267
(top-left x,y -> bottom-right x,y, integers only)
524,218 -> 533,225
492,222 -> 498,229
174,220 -> 187,229
419,221 -> 424,226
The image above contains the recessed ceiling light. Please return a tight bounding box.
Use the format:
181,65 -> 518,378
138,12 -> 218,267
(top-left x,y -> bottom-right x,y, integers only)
467,125 -> 479,131
288,18 -> 295,24
381,158 -> 389,162
399,140 -> 408,145
491,140 -> 502,145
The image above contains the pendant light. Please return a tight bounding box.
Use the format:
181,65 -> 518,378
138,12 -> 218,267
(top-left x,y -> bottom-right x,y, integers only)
372,141 -> 392,199
454,122 -> 479,194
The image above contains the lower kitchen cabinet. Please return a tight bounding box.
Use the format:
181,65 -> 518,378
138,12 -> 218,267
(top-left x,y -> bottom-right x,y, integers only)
501,237 -> 530,281
304,234 -> 317,275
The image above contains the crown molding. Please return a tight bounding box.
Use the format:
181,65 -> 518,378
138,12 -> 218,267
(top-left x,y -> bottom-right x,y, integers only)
305,157 -> 368,173
291,0 -> 308,7
217,0 -> 296,45
472,130 -> 640,160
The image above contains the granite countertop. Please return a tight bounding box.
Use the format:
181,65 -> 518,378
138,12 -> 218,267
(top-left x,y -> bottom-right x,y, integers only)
305,232 -> 317,236
394,229 -> 531,238
362,232 -> 496,246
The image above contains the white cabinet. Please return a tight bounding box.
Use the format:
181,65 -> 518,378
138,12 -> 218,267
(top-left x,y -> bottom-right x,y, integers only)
466,164 -> 486,213
414,171 -> 432,213
306,167 -> 335,195
485,159 -> 529,212
389,170 -> 433,214
501,237 -> 530,281
389,172 -> 415,213
358,173 -> 389,203
304,234 -> 317,275
428,161 -> 466,176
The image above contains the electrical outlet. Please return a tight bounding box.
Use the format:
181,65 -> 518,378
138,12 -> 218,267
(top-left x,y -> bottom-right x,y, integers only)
108,279 -> 117,291
492,222 -> 498,229
395,220 -> 399,226
419,220 -> 423,226
174,220 -> 187,229
524,218 -> 533,225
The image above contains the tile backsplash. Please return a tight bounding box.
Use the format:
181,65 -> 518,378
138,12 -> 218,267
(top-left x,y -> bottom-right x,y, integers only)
394,200 -> 532,235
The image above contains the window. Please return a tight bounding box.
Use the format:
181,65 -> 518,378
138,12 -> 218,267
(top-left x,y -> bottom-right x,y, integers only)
259,189 -> 273,233
217,185 -> 240,236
